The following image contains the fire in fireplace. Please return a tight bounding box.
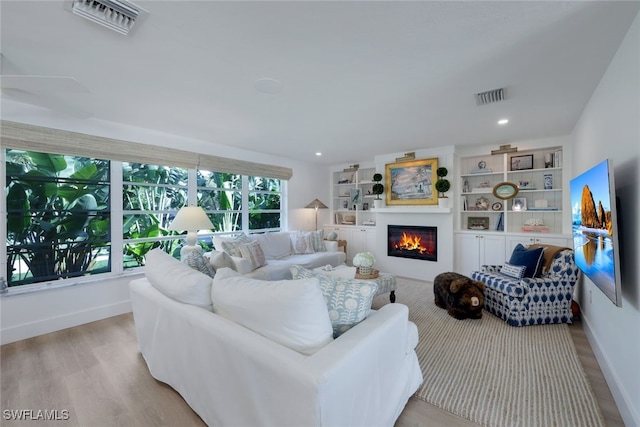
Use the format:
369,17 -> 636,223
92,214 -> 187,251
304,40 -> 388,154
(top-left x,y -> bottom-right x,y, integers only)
388,225 -> 437,262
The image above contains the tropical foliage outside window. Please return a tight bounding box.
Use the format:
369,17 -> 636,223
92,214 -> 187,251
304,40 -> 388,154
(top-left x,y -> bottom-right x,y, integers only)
197,170 -> 242,233
122,163 -> 188,268
5,150 -> 111,287
5,151 -> 284,287
247,175 -> 281,231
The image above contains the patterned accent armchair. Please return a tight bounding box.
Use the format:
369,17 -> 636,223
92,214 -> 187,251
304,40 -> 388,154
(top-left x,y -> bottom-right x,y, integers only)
471,248 -> 580,326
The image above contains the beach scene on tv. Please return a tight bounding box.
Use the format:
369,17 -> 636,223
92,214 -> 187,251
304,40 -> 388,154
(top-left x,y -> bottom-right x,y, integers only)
570,160 -> 618,302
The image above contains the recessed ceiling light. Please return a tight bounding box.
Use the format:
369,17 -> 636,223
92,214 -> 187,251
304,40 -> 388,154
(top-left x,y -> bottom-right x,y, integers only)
315,152 -> 322,156
498,119 -> 509,125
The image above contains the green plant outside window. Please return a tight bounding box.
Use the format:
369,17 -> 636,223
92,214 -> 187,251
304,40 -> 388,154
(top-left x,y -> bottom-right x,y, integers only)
6,150 -> 111,286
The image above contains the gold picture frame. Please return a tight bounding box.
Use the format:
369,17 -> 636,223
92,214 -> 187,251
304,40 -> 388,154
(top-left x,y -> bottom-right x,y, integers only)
385,158 -> 438,205
492,182 -> 519,200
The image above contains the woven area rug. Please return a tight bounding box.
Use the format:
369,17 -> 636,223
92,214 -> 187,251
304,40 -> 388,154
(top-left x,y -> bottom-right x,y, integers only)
372,277 -> 605,427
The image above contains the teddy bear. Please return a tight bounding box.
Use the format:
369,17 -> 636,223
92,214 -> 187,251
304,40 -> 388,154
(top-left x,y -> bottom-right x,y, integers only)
433,272 -> 486,320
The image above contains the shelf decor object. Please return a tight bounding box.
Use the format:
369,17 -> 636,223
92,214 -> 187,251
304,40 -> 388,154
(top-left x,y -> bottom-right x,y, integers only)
468,216 -> 489,230
470,160 -> 492,174
385,158 -> 438,206
492,182 -> 519,200
510,154 -> 534,171
512,197 -> 527,211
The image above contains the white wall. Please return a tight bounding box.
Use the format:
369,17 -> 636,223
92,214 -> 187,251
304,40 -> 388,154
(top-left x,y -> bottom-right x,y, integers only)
570,11 -> 640,426
0,104 -> 330,344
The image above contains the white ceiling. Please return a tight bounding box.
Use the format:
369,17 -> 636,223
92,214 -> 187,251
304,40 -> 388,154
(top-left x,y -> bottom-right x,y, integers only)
1,1 -> 639,165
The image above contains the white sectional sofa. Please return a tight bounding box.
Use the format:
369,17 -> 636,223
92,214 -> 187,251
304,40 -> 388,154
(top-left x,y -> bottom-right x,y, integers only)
211,231 -> 347,280
131,249 -> 423,427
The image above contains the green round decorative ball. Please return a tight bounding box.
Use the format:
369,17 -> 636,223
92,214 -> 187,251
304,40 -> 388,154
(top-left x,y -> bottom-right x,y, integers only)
435,178 -> 451,194
436,167 -> 448,178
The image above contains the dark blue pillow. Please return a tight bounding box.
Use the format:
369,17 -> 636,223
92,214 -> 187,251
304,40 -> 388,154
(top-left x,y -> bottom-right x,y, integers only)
508,244 -> 544,278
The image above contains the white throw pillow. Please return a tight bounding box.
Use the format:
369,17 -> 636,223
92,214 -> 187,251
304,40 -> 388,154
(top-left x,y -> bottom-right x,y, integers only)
208,250 -> 236,272
238,240 -> 267,271
309,229 -> 325,252
214,234 -> 251,257
290,232 -> 315,254
145,249 -> 213,310
255,232 -> 292,259
212,268 -> 334,355
500,263 -> 527,280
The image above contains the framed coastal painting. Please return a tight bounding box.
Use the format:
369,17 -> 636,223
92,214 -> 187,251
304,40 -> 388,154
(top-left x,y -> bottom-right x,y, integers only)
385,158 -> 438,205
510,154 -> 534,171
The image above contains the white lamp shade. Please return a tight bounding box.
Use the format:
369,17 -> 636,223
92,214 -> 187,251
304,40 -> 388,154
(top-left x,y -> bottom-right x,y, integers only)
168,206 -> 214,232
169,206 -> 214,251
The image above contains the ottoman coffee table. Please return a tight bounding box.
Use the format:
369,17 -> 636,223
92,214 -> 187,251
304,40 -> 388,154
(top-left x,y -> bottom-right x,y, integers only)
356,271 -> 397,303
313,266 -> 397,302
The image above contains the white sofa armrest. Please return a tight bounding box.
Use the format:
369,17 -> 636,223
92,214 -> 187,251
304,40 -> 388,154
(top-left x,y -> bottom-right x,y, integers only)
229,255 -> 254,274
304,303 -> 423,426
324,240 -> 339,252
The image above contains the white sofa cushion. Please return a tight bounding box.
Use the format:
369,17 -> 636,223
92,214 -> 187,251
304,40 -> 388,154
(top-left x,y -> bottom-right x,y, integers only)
212,268 -> 334,355
145,248 -> 213,310
290,265 -> 378,337
254,232 -> 292,259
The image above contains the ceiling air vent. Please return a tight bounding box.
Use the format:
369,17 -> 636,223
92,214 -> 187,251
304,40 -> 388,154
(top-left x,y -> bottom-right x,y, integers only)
475,88 -> 505,106
71,0 -> 140,35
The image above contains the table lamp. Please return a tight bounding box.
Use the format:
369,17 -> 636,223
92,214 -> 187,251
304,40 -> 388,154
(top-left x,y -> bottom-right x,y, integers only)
305,199 -> 328,230
168,206 -> 214,258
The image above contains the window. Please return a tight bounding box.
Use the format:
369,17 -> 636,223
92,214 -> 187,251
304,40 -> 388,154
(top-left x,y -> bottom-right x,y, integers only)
197,170 -> 242,233
196,171 -> 283,235
5,149 -> 111,287
122,162 -> 189,268
248,175 -> 282,232
3,122 -> 289,290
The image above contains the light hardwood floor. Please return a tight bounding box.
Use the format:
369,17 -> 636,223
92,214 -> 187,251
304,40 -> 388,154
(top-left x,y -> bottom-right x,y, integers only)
1,313 -> 623,427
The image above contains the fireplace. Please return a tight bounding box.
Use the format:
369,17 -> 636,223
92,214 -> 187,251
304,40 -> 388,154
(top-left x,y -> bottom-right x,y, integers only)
388,225 -> 437,262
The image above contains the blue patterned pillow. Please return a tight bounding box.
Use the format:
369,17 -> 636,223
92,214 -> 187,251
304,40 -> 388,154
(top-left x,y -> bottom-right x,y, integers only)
182,249 -> 215,278
310,229 -> 326,252
290,265 -> 378,337
509,244 -> 544,278
500,263 -> 526,280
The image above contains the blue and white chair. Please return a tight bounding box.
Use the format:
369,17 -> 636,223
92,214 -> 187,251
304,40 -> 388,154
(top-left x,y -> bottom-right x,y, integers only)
471,246 -> 580,326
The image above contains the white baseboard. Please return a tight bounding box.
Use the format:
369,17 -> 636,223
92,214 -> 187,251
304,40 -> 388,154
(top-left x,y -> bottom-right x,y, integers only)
582,314 -> 639,427
1,300 -> 132,345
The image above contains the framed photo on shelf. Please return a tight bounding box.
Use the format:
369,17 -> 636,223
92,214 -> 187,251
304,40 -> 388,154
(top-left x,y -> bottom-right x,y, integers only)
350,188 -> 362,204
385,158 -> 438,205
512,197 -> 527,211
510,154 -> 534,171
492,181 -> 519,200
467,216 -> 489,230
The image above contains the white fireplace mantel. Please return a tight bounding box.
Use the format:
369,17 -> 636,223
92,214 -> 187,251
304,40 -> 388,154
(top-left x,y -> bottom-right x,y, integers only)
370,207 -> 451,214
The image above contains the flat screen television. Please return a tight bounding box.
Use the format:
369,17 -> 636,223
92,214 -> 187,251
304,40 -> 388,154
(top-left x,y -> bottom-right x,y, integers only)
570,159 -> 622,307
